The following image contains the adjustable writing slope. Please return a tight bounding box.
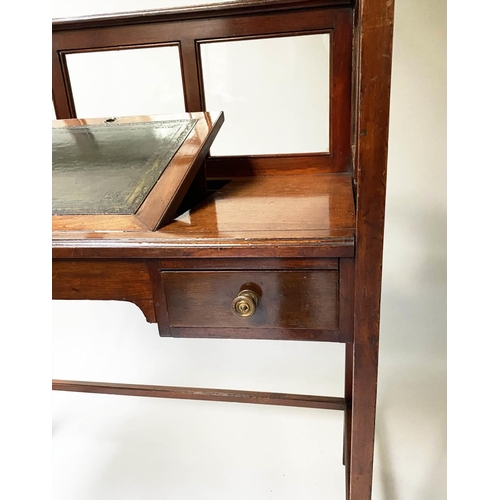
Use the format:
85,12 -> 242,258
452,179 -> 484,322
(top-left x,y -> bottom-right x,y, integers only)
52,112 -> 224,230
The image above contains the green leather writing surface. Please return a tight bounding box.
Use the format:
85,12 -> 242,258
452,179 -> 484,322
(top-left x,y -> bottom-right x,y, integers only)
52,119 -> 197,215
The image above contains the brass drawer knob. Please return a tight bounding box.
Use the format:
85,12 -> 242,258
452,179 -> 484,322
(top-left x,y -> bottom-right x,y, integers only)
231,290 -> 259,317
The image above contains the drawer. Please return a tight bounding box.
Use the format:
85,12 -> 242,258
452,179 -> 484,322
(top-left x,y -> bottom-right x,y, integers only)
161,270 -> 339,333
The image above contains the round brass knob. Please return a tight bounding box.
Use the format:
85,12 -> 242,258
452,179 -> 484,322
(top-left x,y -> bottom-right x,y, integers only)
231,290 -> 259,318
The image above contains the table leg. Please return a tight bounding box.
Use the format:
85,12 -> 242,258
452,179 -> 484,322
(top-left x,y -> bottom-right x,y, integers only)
347,341 -> 379,500
344,342 -> 353,499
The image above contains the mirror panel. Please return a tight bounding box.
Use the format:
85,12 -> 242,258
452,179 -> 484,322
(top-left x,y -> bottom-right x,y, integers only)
66,46 -> 185,118
201,34 -> 330,156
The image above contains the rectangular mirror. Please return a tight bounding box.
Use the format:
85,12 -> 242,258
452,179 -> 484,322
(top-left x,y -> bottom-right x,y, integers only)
201,33 -> 330,156
66,46 -> 186,118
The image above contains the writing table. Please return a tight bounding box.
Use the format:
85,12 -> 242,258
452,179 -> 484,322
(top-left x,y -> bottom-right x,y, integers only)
52,120 -> 357,488
52,1 -> 395,498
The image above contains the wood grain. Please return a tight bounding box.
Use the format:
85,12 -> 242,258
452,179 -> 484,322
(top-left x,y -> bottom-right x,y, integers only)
52,379 -> 346,411
165,326 -> 344,342
147,260 -> 171,337
52,1 -> 352,30
348,1 -> 395,499
162,270 -> 339,330
339,257 -> 355,342
52,173 -> 355,259
159,258 -> 339,270
52,237 -> 354,260
52,259 -> 155,322
135,112 -> 224,230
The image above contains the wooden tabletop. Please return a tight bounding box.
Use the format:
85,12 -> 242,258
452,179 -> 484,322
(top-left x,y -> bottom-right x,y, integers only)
52,173 -> 355,259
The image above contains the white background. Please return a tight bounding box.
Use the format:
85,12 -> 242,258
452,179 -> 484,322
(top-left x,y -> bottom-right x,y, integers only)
4,0 -> 479,498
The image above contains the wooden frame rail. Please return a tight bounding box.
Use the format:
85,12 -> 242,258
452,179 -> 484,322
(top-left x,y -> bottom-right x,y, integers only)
53,380 -> 346,411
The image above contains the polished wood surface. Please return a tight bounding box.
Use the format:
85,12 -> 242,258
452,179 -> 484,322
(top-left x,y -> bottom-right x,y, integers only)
52,0 -> 352,29
52,259 -> 155,322
52,173 -> 355,259
347,1 -> 396,499
159,257 -> 339,270
53,112 -> 224,231
53,174 -> 354,342
162,270 -> 339,329
52,379 -> 346,411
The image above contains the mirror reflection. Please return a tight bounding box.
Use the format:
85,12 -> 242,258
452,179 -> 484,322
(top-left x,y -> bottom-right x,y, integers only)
201,33 -> 330,156
66,46 -> 186,118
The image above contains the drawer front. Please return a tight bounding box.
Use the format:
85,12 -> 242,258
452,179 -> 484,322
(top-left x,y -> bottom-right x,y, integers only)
161,271 -> 339,331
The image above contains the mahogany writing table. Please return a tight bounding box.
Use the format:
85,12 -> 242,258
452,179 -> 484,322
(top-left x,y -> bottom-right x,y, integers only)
52,1 -> 395,498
